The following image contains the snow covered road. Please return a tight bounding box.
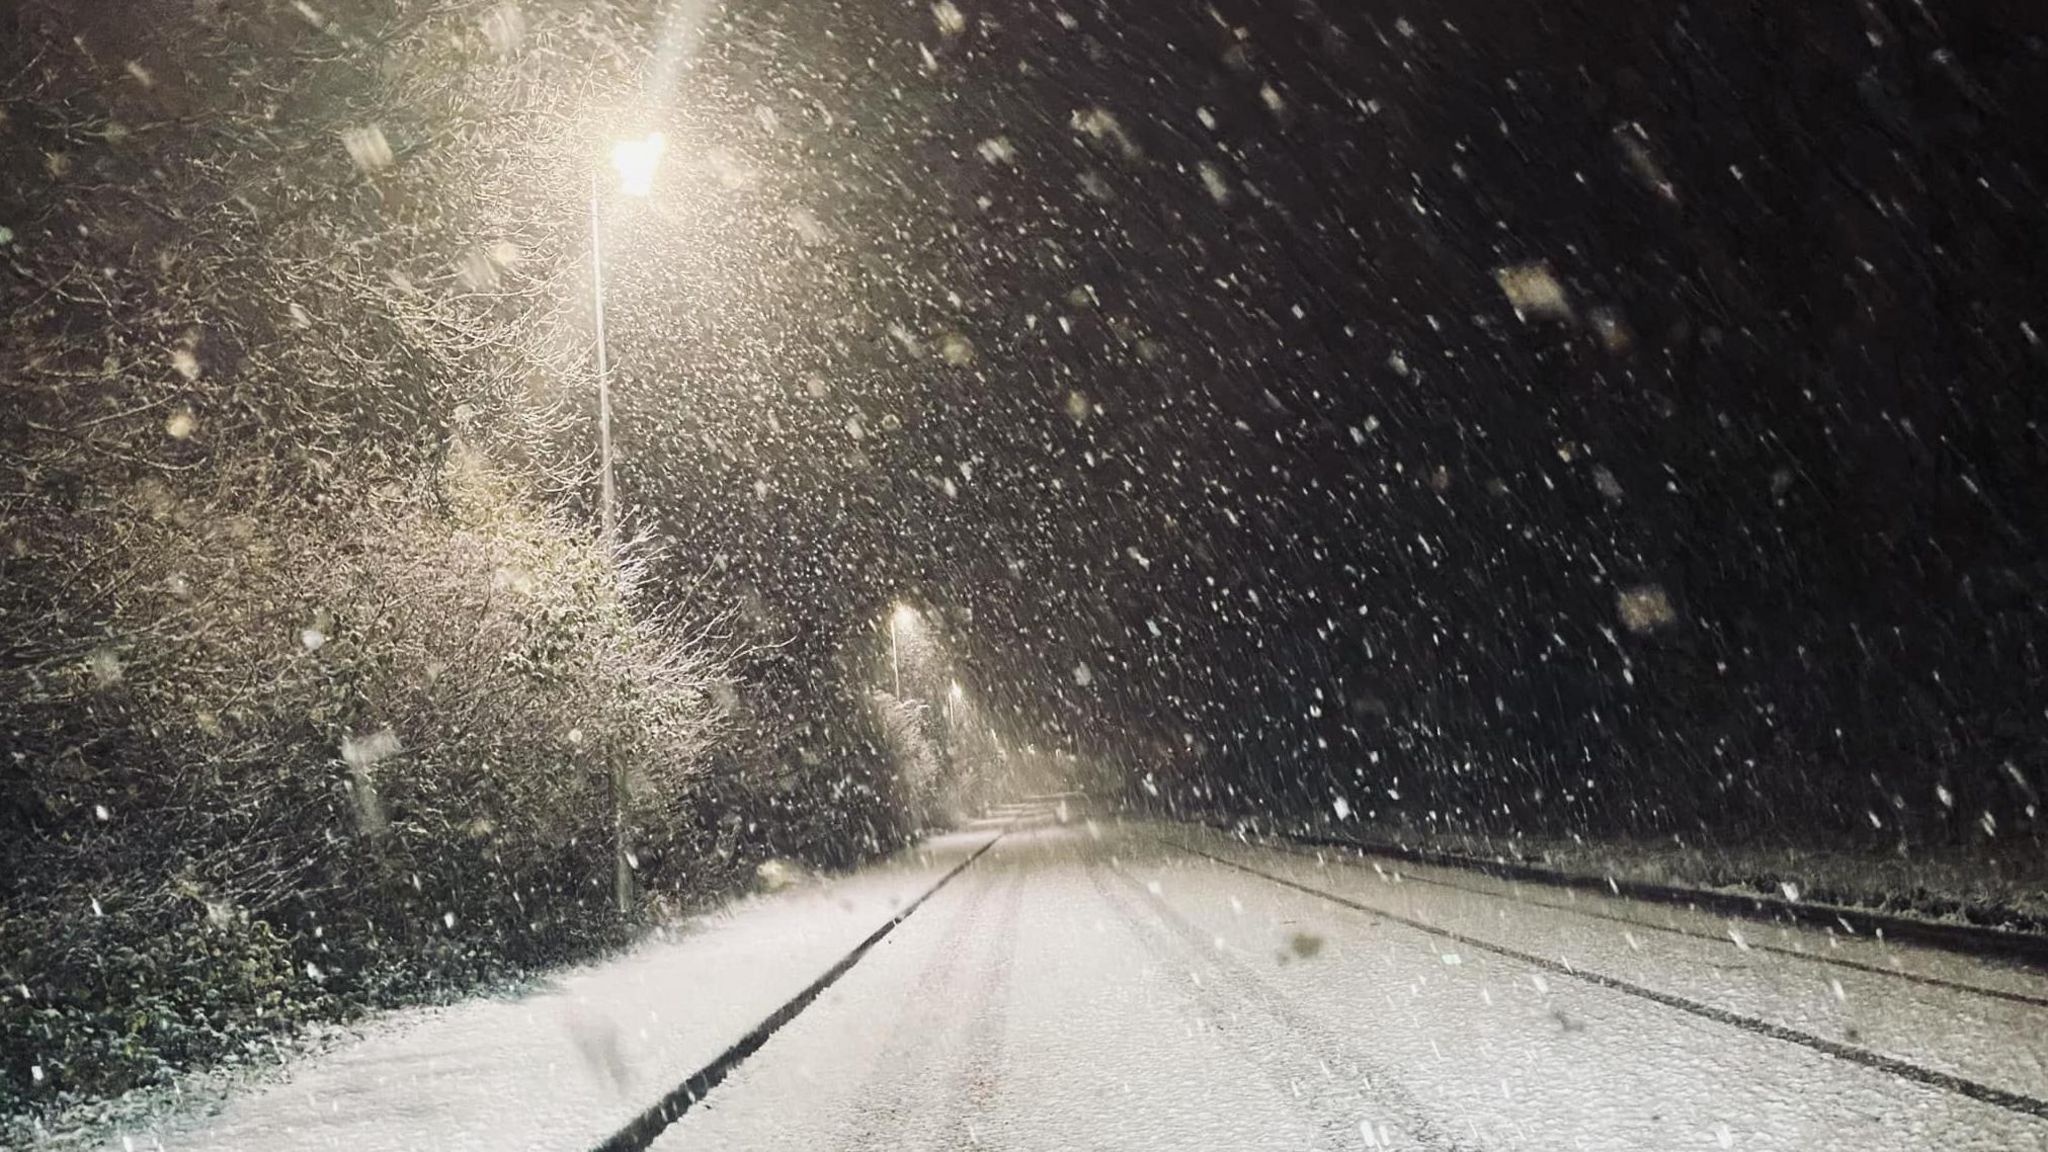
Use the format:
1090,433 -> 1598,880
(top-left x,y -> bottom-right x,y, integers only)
113,824 -> 1004,1152
655,814 -> 2048,1150
122,805 -> 2048,1151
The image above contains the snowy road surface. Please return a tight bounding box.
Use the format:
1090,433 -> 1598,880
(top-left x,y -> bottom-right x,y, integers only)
125,804 -> 2048,1151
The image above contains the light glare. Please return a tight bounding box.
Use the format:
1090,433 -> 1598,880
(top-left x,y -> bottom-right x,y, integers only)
611,132 -> 666,197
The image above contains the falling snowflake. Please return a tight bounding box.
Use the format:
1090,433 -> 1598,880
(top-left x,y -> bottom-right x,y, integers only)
340,125 -> 395,172
480,3 -> 526,55
1494,261 -> 1573,322
1615,584 -> 1676,633
1198,161 -> 1232,204
939,332 -> 976,366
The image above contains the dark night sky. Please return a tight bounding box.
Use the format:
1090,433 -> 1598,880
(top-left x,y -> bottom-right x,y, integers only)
18,0 -> 2038,839
581,0 -> 2047,836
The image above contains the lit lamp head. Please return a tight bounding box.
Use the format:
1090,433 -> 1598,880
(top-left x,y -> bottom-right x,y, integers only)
610,132 -> 666,198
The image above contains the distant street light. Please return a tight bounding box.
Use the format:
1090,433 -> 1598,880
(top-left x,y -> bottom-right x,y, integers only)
890,603 -> 919,698
591,130 -> 664,918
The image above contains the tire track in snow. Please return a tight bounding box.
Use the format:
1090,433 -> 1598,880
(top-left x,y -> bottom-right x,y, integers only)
935,858 -> 1025,1150
825,857 -> 1023,1151
1087,855 -> 1483,1152
1173,841 -> 2048,1125
590,830 -> 1009,1152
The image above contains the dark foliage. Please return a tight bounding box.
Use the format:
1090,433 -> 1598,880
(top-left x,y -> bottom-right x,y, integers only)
0,0 -> 951,1119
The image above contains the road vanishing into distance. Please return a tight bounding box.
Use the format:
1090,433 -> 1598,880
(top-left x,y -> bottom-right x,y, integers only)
127,802 -> 2048,1152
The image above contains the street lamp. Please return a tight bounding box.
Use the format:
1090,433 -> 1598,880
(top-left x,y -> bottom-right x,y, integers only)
890,603 -> 919,698
590,131 -> 665,560
591,130 -> 664,917
610,132 -> 665,197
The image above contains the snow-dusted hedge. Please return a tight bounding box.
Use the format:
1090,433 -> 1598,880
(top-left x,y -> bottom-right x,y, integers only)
0,0 -> 945,1120
0,443 -> 737,1108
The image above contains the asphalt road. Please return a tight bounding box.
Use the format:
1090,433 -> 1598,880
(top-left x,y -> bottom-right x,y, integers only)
124,802 -> 2048,1151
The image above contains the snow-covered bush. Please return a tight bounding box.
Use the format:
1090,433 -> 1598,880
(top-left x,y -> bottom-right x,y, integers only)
0,441 -> 734,1104
869,689 -> 942,808
0,0 -> 934,1113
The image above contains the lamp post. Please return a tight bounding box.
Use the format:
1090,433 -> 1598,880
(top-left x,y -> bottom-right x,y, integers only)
890,604 -> 919,698
593,131 -> 664,917
591,132 -> 665,562
943,679 -> 964,777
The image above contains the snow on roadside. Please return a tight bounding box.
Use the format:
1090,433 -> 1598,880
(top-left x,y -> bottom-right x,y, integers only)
90,831 -> 996,1152
1202,811 -> 2048,935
